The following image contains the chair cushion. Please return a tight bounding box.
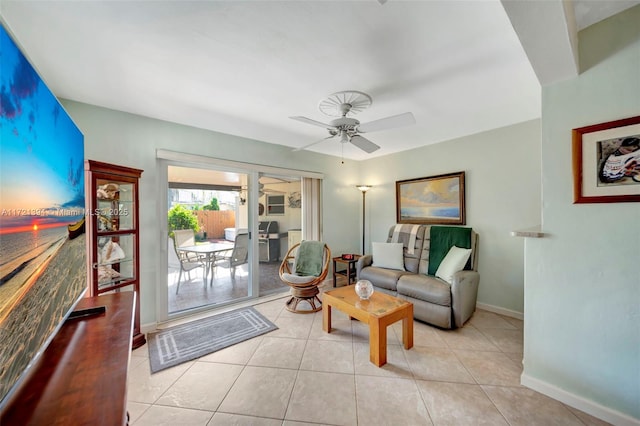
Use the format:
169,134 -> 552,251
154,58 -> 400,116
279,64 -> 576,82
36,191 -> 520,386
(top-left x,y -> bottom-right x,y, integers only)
359,266 -> 409,292
435,246 -> 472,284
282,272 -> 318,285
397,274 -> 451,307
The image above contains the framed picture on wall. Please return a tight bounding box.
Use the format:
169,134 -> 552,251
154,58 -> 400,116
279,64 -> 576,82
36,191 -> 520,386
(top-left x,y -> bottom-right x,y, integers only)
396,171 -> 466,225
572,115 -> 640,203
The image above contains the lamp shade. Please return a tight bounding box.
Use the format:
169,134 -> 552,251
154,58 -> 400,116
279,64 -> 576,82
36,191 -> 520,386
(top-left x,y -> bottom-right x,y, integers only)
357,185 -> 371,193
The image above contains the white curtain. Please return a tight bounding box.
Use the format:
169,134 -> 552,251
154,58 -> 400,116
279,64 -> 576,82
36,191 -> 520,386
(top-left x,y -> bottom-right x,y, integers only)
301,177 -> 322,241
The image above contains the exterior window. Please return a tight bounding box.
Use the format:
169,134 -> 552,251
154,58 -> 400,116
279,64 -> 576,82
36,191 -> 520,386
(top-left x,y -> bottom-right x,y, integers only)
266,194 -> 285,215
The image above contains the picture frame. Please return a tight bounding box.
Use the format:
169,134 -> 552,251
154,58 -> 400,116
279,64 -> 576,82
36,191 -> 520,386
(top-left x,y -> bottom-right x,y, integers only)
572,115 -> 640,204
396,171 -> 465,225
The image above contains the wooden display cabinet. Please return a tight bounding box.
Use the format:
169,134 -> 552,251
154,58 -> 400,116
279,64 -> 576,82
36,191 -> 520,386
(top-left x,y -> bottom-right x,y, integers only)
86,160 -> 145,349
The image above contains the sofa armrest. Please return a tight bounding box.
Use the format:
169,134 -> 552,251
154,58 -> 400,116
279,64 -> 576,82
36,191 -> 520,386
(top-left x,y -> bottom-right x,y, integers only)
356,254 -> 373,279
451,270 -> 480,328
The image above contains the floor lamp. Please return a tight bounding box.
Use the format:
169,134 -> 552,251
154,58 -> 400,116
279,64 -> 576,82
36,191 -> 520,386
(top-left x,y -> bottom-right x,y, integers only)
357,185 -> 371,254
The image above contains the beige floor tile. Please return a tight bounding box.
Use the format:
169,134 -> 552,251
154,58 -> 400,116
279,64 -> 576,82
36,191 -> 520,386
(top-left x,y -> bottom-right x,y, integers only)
285,370 -> 357,426
253,300 -> 286,321
436,325 -> 500,351
454,349 -> 523,386
127,359 -> 193,404
351,320 -> 402,345
155,362 -> 243,411
269,316 -> 314,339
468,310 -> 518,330
282,422 -> 334,426
417,381 -> 508,425
478,327 -> 524,354
309,314 -> 353,342
199,335 -> 262,365
503,315 -> 524,330
392,320 -> 448,348
126,401 -> 151,424
218,365 -> 297,419
132,404 -> 213,426
209,412 -> 283,425
355,375 -> 433,425
353,342 -> 413,378
132,342 -> 150,359
300,339 -> 354,374
276,308 -> 320,320
248,337 -> 306,369
404,346 -> 475,384
482,385 -> 585,426
504,351 -> 524,364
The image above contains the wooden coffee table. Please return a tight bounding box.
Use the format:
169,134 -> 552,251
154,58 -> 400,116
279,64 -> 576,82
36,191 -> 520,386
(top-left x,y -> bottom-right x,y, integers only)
322,285 -> 413,367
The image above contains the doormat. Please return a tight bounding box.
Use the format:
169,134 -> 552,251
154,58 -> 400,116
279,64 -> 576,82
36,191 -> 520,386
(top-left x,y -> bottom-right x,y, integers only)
148,306 -> 277,373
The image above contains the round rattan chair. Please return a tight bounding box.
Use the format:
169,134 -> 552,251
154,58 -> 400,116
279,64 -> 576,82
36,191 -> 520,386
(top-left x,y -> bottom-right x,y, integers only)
279,241 -> 331,313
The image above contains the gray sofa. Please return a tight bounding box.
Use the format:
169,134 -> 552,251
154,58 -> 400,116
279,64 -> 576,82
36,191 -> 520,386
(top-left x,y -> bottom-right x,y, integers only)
356,225 -> 479,329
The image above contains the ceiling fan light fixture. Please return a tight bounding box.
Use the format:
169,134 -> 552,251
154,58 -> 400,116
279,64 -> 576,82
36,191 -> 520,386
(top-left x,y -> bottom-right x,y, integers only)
340,130 -> 349,144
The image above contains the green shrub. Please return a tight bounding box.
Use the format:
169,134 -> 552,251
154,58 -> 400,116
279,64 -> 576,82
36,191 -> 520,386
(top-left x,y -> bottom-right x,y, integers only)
203,197 -> 220,211
168,204 -> 199,234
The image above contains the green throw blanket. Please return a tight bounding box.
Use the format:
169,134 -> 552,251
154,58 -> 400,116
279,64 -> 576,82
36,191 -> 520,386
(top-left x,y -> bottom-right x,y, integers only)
295,240 -> 325,277
427,226 -> 472,276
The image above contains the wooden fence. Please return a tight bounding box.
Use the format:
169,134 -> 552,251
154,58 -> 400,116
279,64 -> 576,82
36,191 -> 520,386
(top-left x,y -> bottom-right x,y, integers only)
194,210 -> 235,239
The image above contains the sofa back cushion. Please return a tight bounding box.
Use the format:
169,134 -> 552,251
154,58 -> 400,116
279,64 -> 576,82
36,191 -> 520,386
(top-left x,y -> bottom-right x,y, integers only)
385,225 -> 426,274
419,226 -> 479,275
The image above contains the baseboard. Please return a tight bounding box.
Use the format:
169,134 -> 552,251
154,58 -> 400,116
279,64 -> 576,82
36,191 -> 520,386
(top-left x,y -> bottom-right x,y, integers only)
475,302 -> 523,320
141,322 -> 157,334
521,373 -> 640,426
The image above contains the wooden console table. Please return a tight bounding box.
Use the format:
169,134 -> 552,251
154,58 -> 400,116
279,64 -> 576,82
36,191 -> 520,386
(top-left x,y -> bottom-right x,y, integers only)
1,292 -> 135,425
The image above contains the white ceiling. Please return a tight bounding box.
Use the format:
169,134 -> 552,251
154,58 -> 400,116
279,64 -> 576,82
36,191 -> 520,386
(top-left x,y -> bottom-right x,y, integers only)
1,0 -> 637,161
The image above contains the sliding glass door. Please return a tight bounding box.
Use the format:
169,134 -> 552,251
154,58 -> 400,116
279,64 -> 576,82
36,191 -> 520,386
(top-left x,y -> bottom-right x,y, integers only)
156,150 -> 323,323
165,164 -> 252,317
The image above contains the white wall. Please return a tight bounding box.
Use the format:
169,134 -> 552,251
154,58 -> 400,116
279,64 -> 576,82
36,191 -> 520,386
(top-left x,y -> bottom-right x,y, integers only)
61,100 -> 362,326
522,6 -> 640,423
359,119 -> 541,315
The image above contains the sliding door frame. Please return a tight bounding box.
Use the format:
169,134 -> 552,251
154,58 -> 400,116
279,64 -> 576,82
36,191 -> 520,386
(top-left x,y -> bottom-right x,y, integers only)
156,150 -> 323,324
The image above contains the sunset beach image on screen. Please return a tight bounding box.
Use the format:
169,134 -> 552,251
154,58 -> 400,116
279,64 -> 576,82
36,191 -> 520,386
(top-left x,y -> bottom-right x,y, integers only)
0,24 -> 86,408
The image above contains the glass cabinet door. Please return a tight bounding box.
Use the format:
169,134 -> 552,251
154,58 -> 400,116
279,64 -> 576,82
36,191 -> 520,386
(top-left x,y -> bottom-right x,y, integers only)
86,160 -> 145,349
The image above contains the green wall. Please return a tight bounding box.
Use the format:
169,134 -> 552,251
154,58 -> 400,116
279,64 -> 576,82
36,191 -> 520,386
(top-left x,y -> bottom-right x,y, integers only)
359,119 -> 542,315
523,6 -> 640,422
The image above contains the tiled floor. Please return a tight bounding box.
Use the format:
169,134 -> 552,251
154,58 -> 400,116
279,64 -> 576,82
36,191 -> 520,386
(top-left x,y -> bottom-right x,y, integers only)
128,291 -> 611,426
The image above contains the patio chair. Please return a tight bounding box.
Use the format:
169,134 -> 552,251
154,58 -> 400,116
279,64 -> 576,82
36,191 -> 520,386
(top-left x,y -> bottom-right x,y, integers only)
211,232 -> 249,282
173,229 -> 204,262
279,240 -> 331,313
171,234 -> 206,294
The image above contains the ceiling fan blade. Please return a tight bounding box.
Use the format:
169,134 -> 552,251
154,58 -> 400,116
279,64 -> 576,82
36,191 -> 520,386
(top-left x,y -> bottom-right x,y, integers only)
289,116 -> 335,129
292,134 -> 336,152
350,135 -> 380,153
357,112 -> 416,133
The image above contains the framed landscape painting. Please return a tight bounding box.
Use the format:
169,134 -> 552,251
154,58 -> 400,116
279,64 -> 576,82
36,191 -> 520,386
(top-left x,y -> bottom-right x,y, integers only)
572,115 -> 640,203
396,171 -> 465,225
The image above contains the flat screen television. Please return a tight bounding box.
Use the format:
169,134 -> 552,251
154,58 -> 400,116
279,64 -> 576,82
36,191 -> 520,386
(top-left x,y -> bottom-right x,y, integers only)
0,22 -> 86,409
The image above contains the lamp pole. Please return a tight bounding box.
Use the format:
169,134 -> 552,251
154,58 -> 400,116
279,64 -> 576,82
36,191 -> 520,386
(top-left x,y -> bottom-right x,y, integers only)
356,185 -> 371,254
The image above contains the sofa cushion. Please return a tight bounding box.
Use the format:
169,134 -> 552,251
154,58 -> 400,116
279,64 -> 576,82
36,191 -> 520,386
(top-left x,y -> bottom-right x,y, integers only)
435,246 -> 472,284
359,266 -> 408,292
371,242 -> 404,270
427,226 -> 472,276
386,225 -> 425,274
397,274 -> 451,306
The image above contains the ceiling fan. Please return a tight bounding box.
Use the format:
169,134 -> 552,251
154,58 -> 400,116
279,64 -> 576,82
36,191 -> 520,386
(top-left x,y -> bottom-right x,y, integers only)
290,90 -> 415,154
241,177 -> 288,198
